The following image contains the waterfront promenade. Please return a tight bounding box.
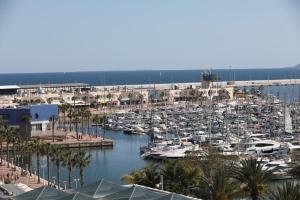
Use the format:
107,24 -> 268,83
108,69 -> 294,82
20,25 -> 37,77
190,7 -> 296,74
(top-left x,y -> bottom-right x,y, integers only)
0,159 -> 46,189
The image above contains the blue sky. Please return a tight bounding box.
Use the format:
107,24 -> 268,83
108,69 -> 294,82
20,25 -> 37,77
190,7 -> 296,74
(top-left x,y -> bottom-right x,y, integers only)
0,0 -> 299,73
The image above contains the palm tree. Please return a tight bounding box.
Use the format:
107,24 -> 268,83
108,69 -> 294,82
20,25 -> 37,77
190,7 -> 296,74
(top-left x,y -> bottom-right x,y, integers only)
62,150 -> 75,189
41,143 -> 51,186
67,110 -> 73,132
0,133 -> 4,165
121,163 -> 160,188
232,158 -> 275,200
95,95 -> 100,109
198,166 -> 240,200
4,126 -> 14,168
72,110 -> 80,140
85,110 -> 91,136
138,94 -> 144,108
161,159 -> 202,194
289,163 -> 300,179
59,104 -> 69,130
32,138 -> 44,184
80,108 -> 87,135
49,115 -> 57,142
74,150 -> 91,188
51,146 -> 63,190
21,114 -> 32,140
71,96 -> 77,107
24,141 -> 34,176
17,140 -> 26,168
92,114 -> 101,137
11,133 -> 19,170
128,93 -> 133,106
268,181 -> 300,200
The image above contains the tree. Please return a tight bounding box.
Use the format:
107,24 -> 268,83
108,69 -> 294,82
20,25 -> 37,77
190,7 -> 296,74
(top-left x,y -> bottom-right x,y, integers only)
0,133 -> 4,165
289,163 -> 300,179
49,115 -> 57,142
121,163 -> 160,188
232,158 -> 275,200
62,150 -> 75,189
161,159 -> 202,194
59,103 -> 69,131
42,143 -> 51,186
268,181 -> 300,200
71,96 -> 77,107
198,166 -> 240,200
74,150 -> 91,187
47,98 -> 53,104
95,95 -> 100,109
92,114 -> 101,137
21,114 -> 32,140
85,110 -> 92,136
138,94 -> 144,107
51,146 -> 63,190
24,141 -> 34,176
72,110 -> 80,140
82,96 -> 88,106
4,126 -> 15,168
32,138 -> 45,184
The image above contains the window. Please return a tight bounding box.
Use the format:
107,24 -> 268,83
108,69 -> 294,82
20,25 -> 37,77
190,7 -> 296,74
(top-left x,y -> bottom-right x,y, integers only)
35,113 -> 39,119
0,114 -> 10,122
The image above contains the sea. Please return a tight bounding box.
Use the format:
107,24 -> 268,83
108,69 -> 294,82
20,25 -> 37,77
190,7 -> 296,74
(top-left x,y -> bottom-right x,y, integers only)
0,67 -> 300,86
11,67 -> 300,186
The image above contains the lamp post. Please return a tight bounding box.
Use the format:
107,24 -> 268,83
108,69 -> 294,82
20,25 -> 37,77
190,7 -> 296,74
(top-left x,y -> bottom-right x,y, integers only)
74,178 -> 80,190
52,176 -> 56,188
10,158 -> 14,169
63,181 -> 67,190
41,164 -> 46,185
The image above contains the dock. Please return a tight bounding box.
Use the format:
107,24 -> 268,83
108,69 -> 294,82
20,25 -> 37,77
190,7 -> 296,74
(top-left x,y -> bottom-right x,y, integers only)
31,130 -> 113,148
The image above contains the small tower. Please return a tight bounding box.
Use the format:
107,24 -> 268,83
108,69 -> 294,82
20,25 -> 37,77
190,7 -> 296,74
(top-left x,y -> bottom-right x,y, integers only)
201,71 -> 218,89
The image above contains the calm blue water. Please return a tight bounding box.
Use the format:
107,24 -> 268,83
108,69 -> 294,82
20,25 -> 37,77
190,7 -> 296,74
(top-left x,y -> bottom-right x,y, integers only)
32,129 -> 149,186
1,67 -> 300,86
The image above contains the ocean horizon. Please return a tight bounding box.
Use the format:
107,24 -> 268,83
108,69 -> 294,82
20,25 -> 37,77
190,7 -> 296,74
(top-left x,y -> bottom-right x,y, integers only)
0,66 -> 300,86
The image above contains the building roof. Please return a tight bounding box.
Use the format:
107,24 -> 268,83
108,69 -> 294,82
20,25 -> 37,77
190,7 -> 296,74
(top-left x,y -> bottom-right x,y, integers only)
11,180 -> 200,200
0,85 -> 20,90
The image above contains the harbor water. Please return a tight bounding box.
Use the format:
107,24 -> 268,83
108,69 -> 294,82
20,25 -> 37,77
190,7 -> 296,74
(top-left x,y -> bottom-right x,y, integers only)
32,129 -> 149,186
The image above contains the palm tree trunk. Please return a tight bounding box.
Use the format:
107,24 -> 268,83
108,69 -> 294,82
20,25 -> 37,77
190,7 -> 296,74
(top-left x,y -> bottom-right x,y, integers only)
12,142 -> 16,170
0,142 -> 3,165
251,190 -> 258,200
81,116 -> 84,135
47,154 -> 50,186
6,142 -> 9,168
76,121 -> 79,140
63,113 -> 66,130
87,117 -> 90,136
80,167 -> 84,188
52,118 -> 55,142
29,151 -> 32,176
95,122 -> 98,137
68,165 -> 72,189
56,161 -> 60,190
37,151 -> 40,184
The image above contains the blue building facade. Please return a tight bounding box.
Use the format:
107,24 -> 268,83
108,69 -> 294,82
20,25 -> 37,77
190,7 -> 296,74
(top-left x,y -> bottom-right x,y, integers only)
0,104 -> 59,138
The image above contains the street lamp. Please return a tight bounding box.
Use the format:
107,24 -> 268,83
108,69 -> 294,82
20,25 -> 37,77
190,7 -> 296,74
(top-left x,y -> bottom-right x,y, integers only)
41,164 -> 46,185
52,176 -> 56,188
74,178 -> 80,189
63,181 -> 67,190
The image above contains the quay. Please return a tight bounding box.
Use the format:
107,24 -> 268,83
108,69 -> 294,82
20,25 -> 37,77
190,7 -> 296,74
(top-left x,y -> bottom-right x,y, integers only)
31,130 -> 114,148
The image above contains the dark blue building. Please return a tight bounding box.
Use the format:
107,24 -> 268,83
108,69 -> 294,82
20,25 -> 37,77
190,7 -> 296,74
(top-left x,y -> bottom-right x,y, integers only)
0,104 -> 59,138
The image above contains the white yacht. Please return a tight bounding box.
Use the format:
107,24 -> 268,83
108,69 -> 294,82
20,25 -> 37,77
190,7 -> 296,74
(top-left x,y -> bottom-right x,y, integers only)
246,140 -> 288,156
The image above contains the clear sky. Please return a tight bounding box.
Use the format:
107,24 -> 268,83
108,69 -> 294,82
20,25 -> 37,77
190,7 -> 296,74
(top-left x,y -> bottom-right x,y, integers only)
0,0 -> 299,73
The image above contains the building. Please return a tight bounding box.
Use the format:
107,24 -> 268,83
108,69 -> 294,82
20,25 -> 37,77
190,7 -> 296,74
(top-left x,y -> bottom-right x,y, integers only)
0,104 -> 59,138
